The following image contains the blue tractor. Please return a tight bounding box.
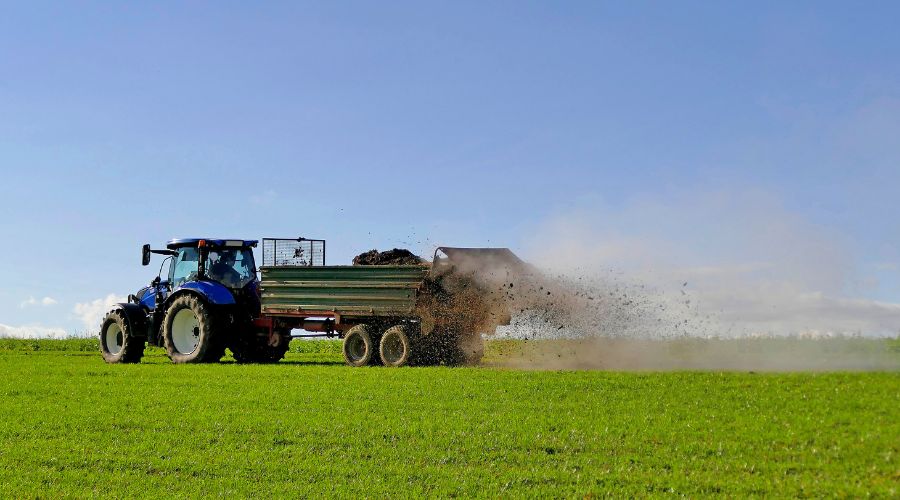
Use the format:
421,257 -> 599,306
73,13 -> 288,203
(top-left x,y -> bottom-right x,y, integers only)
99,238 -> 291,364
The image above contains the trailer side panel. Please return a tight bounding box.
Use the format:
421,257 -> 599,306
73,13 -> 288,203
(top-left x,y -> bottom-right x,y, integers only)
259,265 -> 429,318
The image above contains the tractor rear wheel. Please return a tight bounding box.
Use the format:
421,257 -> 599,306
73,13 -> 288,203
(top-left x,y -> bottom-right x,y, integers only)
162,295 -> 225,363
342,324 -> 374,367
379,325 -> 412,367
99,310 -> 145,363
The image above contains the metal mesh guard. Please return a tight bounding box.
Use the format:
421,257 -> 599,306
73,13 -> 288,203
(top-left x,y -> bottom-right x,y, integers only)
262,238 -> 325,267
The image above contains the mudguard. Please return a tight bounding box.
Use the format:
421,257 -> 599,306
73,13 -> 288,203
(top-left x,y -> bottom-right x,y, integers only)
171,280 -> 236,305
135,286 -> 156,310
110,303 -> 150,338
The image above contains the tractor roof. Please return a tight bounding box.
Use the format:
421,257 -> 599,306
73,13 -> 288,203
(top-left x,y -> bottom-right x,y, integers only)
166,238 -> 258,249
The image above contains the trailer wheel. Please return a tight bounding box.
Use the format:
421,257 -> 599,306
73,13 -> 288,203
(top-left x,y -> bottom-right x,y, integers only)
162,295 -> 224,363
379,325 -> 412,367
99,310 -> 145,363
342,325 -> 374,367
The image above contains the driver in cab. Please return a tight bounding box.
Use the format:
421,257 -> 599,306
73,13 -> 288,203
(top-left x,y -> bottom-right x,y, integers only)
207,251 -> 243,288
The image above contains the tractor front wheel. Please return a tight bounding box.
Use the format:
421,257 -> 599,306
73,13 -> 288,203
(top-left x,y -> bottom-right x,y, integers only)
99,310 -> 145,363
162,295 -> 225,363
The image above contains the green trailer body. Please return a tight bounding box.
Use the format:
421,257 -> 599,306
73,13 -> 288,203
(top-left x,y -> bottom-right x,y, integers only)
256,245 -> 523,366
259,265 -> 430,320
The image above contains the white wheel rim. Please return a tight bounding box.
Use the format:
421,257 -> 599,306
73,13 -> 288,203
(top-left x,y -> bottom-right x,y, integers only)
382,333 -> 406,364
172,308 -> 201,354
105,323 -> 123,355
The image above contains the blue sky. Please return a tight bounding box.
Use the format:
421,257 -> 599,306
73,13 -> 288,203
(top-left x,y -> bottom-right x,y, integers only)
1,1 -> 898,336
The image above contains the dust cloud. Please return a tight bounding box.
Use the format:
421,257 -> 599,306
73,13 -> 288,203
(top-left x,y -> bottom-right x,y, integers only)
486,336 -> 900,371
477,266 -> 899,371
468,191 -> 900,371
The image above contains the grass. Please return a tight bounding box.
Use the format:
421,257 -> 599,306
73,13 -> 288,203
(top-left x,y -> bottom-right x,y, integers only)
0,339 -> 897,497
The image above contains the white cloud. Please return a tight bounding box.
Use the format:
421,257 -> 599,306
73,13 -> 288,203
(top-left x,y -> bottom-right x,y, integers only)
19,296 -> 58,308
0,323 -> 69,339
72,294 -> 126,332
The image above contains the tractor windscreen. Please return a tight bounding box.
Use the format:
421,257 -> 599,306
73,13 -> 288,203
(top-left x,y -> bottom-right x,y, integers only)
206,248 -> 256,289
170,247 -> 200,288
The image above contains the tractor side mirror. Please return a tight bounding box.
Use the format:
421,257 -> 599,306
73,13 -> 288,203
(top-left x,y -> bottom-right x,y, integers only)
142,244 -> 151,266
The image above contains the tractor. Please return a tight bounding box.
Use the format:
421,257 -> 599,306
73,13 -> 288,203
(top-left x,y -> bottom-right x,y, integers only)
99,238 -> 288,364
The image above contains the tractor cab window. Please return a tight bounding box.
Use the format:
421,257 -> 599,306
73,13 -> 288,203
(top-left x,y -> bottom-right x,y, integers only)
206,248 -> 256,289
169,247 -> 200,288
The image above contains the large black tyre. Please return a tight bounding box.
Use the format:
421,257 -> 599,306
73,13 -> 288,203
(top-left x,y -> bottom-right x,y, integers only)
230,330 -> 291,364
99,309 -> 145,363
162,295 -> 225,363
379,325 -> 412,367
342,324 -> 375,367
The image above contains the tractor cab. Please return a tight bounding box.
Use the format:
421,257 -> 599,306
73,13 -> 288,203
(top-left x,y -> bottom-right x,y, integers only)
162,238 -> 258,291
139,238 -> 259,297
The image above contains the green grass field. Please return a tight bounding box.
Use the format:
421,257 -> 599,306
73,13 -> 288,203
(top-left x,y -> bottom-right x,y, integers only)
0,339 -> 897,497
